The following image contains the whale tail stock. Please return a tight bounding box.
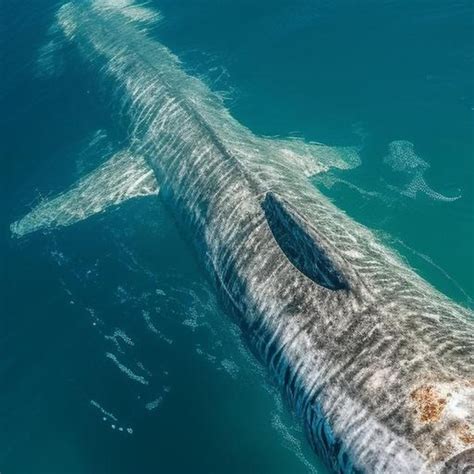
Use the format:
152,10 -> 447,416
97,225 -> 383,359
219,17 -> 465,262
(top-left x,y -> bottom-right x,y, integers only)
10,0 -> 364,239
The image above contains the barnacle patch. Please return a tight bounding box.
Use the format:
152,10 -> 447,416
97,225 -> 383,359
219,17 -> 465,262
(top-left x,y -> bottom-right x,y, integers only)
457,423 -> 474,445
410,385 -> 447,423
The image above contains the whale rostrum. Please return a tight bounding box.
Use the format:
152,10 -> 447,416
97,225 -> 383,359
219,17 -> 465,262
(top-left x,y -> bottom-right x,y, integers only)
12,1 -> 473,472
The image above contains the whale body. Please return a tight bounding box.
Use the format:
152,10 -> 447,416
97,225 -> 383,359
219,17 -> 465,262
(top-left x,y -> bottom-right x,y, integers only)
12,1 -> 474,472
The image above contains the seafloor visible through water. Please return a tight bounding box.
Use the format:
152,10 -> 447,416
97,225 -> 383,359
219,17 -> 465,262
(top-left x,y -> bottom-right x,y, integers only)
1,0 -> 473,473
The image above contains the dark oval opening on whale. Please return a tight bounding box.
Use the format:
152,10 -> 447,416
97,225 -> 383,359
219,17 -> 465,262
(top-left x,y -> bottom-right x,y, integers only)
262,193 -> 348,291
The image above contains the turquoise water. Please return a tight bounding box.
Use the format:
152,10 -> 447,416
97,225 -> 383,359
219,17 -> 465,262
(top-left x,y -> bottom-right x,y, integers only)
1,1 -> 472,473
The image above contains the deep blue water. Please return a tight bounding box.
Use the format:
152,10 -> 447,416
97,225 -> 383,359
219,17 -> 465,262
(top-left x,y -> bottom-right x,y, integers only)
1,1 -> 473,473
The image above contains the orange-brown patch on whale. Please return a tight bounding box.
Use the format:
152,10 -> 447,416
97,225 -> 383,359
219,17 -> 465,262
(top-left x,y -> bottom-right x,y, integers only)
410,385 -> 447,423
457,423 -> 474,445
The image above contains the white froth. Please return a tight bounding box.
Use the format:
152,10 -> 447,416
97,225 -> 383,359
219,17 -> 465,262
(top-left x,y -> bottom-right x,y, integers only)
105,352 -> 149,385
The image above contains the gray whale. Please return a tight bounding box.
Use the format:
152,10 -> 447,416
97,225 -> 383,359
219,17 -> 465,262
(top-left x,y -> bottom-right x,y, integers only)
12,1 -> 474,472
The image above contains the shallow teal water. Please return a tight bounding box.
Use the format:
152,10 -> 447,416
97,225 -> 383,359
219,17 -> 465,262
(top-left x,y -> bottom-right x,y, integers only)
1,1 -> 473,473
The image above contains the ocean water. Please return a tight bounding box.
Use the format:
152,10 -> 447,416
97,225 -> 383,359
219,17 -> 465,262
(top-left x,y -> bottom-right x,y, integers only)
1,1 -> 472,473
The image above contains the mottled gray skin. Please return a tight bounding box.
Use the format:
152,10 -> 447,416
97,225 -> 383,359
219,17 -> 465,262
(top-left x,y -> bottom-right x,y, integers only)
57,3 -> 474,472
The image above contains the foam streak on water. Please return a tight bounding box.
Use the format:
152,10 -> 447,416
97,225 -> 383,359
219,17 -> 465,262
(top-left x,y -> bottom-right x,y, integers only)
384,140 -> 461,202
105,352 -> 149,385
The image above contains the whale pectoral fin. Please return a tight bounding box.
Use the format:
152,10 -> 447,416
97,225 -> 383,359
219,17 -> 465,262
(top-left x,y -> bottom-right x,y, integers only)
11,151 -> 159,238
265,137 -> 361,177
